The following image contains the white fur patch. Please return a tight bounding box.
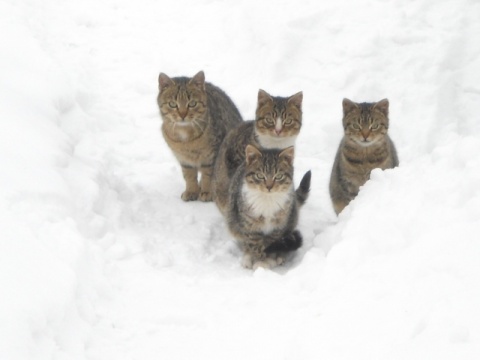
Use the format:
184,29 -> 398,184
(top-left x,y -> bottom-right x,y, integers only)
275,117 -> 283,133
242,185 -> 292,234
256,133 -> 297,149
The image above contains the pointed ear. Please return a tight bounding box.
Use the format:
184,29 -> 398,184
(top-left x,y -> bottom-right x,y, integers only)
279,146 -> 294,165
158,73 -> 175,91
373,98 -> 389,116
189,70 -> 205,89
245,144 -> 262,165
257,89 -> 273,108
287,91 -> 303,109
342,98 -> 358,115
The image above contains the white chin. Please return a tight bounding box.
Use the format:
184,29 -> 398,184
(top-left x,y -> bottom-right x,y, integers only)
355,139 -> 376,147
176,121 -> 191,127
257,133 -> 297,149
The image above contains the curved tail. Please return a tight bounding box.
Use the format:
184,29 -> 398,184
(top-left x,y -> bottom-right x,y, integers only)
264,230 -> 303,254
296,170 -> 311,206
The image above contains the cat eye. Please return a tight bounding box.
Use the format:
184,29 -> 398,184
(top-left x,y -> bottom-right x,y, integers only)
265,117 -> 274,125
370,124 -> 380,130
352,124 -> 361,130
255,173 -> 265,180
188,101 -> 197,108
275,174 -> 285,181
284,119 -> 293,125
168,101 -> 177,108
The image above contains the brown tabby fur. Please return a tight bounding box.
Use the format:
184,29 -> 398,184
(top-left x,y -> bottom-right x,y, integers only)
157,71 -> 242,201
213,89 -> 303,214
329,98 -> 399,214
225,145 -> 311,269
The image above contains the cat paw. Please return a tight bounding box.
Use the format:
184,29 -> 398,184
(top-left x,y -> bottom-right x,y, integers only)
181,191 -> 199,201
241,254 -> 254,269
252,256 -> 284,270
198,191 -> 212,202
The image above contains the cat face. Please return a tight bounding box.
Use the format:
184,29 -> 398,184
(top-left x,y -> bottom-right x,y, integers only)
244,145 -> 294,194
158,71 -> 208,127
342,98 -> 389,146
255,90 -> 302,141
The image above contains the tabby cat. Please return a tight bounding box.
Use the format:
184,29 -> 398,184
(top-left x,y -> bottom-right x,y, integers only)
329,98 -> 399,214
225,144 -> 311,269
157,71 -> 242,201
213,89 -> 303,214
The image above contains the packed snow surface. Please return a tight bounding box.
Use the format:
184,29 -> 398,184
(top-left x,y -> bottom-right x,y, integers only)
1,0 -> 480,359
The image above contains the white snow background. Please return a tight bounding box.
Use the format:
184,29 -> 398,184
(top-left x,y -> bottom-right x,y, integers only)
1,0 -> 480,359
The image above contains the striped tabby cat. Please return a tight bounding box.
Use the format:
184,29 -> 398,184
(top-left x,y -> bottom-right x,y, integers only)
329,98 -> 399,214
225,145 -> 311,269
157,71 -> 242,201
213,89 -> 303,214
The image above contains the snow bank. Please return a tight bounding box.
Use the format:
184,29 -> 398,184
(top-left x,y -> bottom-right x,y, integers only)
2,0 -> 480,359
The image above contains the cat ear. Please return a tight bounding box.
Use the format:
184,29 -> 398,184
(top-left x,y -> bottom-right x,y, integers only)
279,146 -> 295,165
342,98 -> 358,115
257,89 -> 273,108
189,71 -> 206,90
245,144 -> 262,165
158,73 -> 174,91
373,98 -> 389,116
287,91 -> 303,109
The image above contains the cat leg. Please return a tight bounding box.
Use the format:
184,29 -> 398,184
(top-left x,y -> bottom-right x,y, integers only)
241,239 -> 266,269
198,164 -> 214,202
241,253 -> 254,269
181,165 -> 200,201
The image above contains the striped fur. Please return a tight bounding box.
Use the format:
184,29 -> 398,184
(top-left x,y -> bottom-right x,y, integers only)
225,145 -> 310,269
329,98 -> 399,214
158,71 -> 242,202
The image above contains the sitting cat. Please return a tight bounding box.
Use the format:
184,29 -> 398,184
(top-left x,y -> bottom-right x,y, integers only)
225,144 -> 311,269
329,98 -> 399,215
213,89 -> 303,214
157,71 -> 242,202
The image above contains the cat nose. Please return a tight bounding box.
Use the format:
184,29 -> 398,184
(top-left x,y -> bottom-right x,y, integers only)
361,130 -> 370,140
265,180 -> 274,191
274,128 -> 282,135
178,109 -> 188,119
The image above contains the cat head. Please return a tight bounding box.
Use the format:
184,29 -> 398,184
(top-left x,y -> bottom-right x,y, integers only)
157,71 -> 208,126
342,98 -> 390,146
254,90 -> 303,147
244,144 -> 294,193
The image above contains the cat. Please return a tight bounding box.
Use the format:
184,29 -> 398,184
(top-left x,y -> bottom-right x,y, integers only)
225,144 -> 311,269
213,89 -> 303,214
329,98 -> 399,215
157,70 -> 243,202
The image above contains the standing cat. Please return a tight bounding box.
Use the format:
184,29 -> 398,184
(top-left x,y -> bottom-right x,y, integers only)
225,144 -> 311,269
213,89 -> 303,214
329,98 -> 399,215
157,71 -> 243,201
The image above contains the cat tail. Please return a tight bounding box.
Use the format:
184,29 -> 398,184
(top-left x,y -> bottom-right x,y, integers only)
264,230 -> 303,254
295,170 -> 311,206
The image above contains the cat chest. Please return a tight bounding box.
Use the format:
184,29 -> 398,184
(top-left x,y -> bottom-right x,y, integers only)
162,125 -> 214,165
242,188 -> 292,234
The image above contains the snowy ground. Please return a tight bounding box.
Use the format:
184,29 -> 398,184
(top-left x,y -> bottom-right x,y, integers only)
1,0 -> 480,359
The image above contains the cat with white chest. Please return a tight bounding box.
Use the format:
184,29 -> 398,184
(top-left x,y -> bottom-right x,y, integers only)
213,89 -> 303,215
225,144 -> 311,269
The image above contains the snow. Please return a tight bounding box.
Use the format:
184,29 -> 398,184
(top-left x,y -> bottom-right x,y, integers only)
1,0 -> 480,359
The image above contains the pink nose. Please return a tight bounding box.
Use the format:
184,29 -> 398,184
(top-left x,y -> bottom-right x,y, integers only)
178,109 -> 188,119
275,128 -> 282,135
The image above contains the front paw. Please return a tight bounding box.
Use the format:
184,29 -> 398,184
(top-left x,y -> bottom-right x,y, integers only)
181,191 -> 199,201
252,256 -> 284,270
198,191 -> 212,202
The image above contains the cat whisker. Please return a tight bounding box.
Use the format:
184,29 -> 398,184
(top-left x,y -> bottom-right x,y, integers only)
192,120 -> 204,132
